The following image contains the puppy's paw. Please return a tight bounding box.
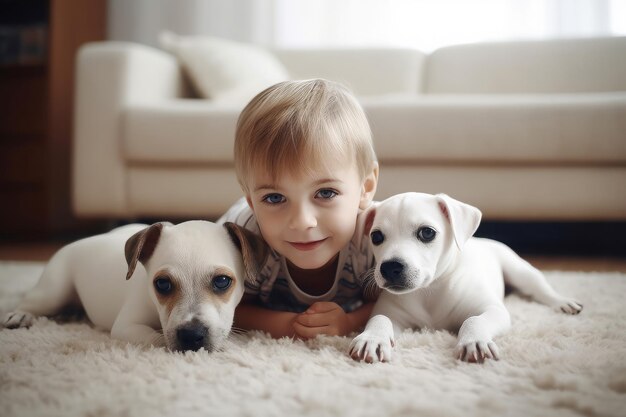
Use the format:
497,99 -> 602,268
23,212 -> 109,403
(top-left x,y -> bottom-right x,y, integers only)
454,339 -> 500,363
3,310 -> 35,329
349,331 -> 394,363
551,297 -> 583,315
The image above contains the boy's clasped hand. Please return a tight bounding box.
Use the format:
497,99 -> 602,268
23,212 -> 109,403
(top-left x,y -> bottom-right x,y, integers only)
292,302 -> 354,339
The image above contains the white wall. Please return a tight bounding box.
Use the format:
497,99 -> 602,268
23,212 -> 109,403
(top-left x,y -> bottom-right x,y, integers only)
107,0 -> 274,47
107,0 -> 625,52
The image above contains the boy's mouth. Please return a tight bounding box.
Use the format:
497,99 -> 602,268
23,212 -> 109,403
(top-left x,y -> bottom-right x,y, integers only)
288,238 -> 327,251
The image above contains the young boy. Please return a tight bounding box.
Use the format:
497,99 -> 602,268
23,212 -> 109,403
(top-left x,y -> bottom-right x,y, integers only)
219,79 -> 379,339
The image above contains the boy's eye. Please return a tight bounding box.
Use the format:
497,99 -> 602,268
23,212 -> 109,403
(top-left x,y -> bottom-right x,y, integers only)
315,189 -> 338,200
262,193 -> 285,204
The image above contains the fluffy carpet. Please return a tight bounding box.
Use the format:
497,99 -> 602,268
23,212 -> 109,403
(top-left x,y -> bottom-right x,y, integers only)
1,261 -> 625,417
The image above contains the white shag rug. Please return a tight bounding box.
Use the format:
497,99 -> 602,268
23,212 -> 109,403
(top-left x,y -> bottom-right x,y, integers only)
1,261 -> 625,417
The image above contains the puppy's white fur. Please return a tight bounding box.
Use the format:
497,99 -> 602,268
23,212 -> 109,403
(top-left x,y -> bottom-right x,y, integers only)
350,193 -> 582,363
3,221 -> 266,352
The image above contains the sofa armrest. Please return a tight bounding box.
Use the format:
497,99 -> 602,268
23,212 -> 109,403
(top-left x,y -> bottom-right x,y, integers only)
72,42 -> 183,217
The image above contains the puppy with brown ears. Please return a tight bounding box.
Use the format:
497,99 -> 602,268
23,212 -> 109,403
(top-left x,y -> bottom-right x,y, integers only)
3,221 -> 267,352
350,193 -> 582,363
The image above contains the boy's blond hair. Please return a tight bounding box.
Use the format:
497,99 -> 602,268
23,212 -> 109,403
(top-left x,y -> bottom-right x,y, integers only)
234,79 -> 377,194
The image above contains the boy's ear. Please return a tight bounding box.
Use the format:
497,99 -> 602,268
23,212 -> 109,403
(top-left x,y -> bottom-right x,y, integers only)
359,162 -> 379,210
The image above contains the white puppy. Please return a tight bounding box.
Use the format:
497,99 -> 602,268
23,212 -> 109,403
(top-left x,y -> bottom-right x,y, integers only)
350,192 -> 582,363
3,221 -> 267,352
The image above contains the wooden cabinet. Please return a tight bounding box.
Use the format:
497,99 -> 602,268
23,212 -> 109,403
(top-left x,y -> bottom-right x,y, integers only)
0,0 -> 107,238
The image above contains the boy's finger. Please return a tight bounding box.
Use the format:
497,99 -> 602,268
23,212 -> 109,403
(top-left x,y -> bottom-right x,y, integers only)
306,302 -> 340,314
293,321 -> 328,339
296,311 -> 331,327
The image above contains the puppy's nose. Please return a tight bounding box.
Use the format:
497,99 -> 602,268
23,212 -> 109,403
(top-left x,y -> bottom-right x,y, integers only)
176,323 -> 209,352
380,260 -> 406,284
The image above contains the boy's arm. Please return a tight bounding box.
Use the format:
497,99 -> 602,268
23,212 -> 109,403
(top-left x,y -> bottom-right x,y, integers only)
347,301 -> 376,331
234,297 -> 299,339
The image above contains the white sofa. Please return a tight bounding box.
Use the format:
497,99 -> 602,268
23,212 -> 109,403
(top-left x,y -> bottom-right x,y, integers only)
72,36 -> 626,221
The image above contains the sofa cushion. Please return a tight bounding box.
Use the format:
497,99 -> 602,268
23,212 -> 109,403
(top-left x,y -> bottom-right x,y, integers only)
123,94 -> 626,165
275,49 -> 425,95
159,32 -> 289,104
123,100 -> 239,163
377,166 -> 626,221
424,37 -> 626,94
364,93 -> 626,164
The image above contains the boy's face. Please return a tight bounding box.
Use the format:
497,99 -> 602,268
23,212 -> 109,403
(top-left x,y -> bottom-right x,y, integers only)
246,159 -> 377,270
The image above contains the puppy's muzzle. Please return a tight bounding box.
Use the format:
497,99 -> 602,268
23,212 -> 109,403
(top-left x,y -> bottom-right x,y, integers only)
380,259 -> 408,289
176,320 -> 210,352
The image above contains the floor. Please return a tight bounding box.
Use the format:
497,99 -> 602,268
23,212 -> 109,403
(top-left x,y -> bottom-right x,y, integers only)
0,242 -> 66,262
0,241 -> 625,272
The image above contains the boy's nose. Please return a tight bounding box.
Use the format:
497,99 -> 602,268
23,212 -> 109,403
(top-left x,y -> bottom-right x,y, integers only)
288,203 -> 317,230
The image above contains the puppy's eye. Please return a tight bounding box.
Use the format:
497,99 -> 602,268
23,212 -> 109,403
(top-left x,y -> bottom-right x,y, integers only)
212,275 -> 232,292
154,277 -> 173,294
417,226 -> 437,243
370,230 -> 385,246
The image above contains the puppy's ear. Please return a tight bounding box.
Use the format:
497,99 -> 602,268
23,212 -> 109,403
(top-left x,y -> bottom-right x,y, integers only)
125,223 -> 166,280
223,222 -> 269,283
436,194 -> 482,250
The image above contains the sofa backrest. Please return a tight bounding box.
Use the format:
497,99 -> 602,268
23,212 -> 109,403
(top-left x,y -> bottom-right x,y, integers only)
274,48 -> 425,96
424,36 -> 626,94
